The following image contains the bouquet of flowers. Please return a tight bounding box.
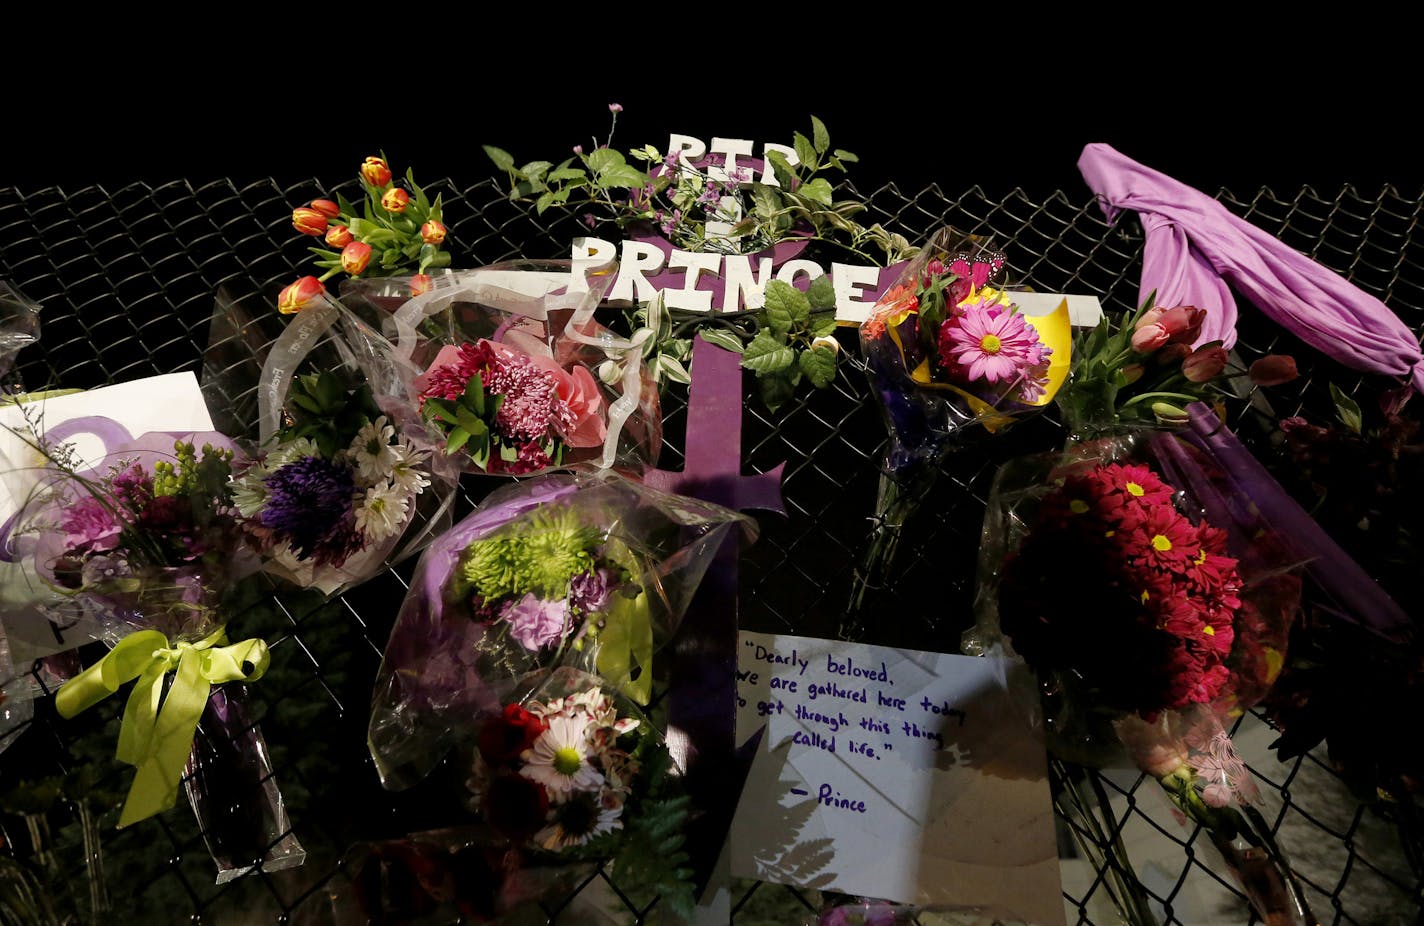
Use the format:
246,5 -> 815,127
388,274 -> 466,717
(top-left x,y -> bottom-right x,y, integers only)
347,667 -> 696,922
367,469 -> 754,790
966,425 -> 1313,926
0,422 -> 305,880
852,227 -> 1070,614
341,259 -> 662,477
202,288 -> 456,595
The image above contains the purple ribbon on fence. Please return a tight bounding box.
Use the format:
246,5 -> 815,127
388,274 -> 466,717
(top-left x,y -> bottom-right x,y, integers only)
1079,143 -> 1424,393
644,336 -> 785,893
1150,403 -> 1412,643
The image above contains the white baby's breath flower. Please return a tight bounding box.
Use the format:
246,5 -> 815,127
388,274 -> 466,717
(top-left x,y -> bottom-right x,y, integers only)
350,416 -> 398,485
353,483 -> 410,543
387,441 -> 431,495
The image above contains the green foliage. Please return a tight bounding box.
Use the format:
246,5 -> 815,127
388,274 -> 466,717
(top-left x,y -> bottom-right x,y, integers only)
1330,382 -> 1364,433
280,370 -> 381,456
485,112 -> 918,266
740,279 -> 842,411
605,748 -> 696,921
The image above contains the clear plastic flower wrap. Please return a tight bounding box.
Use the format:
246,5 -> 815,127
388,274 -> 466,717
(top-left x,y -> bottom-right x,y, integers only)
964,422 -> 1314,925
347,667 -> 695,923
367,468 -> 755,790
0,280 -> 40,381
339,259 -> 663,477
201,288 -> 457,596
0,426 -> 305,881
852,227 -> 1071,613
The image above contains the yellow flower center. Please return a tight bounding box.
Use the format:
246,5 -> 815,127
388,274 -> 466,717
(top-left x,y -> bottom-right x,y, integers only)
1203,625 -> 1216,636
979,334 -> 1003,354
1140,590 -> 1151,603
1104,530 -> 1115,538
1126,482 -> 1145,497
1151,534 -> 1173,552
1069,499 -> 1089,514
553,746 -> 583,776
1195,549 -> 1208,565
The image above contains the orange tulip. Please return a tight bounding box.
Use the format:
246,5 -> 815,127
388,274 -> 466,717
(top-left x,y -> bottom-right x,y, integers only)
341,241 -> 373,275
309,199 -> 340,219
381,188 -> 409,213
325,224 -> 353,248
410,273 -> 433,296
277,276 -> 326,315
361,156 -> 392,187
420,220 -> 447,245
291,206 -> 328,237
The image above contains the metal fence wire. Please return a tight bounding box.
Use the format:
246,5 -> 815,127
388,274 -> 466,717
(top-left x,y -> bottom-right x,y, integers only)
0,175 -> 1421,925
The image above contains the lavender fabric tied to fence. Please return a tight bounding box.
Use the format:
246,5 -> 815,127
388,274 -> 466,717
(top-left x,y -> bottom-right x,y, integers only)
1079,143 -> 1424,394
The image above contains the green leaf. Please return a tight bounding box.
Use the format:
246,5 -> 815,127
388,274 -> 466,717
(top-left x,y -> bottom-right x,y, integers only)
547,167 -> 588,182
483,145 -> 515,173
535,190 -> 556,215
446,428 -> 471,454
520,160 -> 553,183
799,345 -> 838,389
764,279 -> 810,333
799,178 -> 833,206
833,148 -> 859,163
751,183 -> 782,221
792,132 -> 816,171
765,151 -> 795,190
810,115 -> 829,155
741,330 -> 795,375
805,274 -> 836,311
759,374 -> 796,411
599,164 -> 646,189
659,356 -> 692,384
1329,382 -> 1364,433
697,328 -> 745,353
585,147 -> 627,176
810,312 -> 838,337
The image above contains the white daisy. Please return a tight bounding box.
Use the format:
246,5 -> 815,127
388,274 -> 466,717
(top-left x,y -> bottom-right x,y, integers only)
533,789 -> 624,850
387,441 -> 431,495
353,483 -> 410,543
350,416 -> 399,485
519,715 -> 603,797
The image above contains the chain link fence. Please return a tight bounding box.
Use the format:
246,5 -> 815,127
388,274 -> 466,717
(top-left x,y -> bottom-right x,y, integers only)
0,175 -> 1420,924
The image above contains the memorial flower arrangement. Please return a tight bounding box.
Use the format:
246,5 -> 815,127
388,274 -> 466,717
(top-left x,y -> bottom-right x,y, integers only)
851,228 -> 1069,613
0,420 -> 304,881
229,370 -> 438,588
367,470 -> 754,790
1055,291 -> 1298,437
413,338 -> 606,475
278,154 -> 451,315
968,427 -> 1315,926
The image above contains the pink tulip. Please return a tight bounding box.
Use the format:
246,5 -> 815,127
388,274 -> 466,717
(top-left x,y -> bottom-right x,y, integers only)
1248,354 -> 1298,386
1182,344 -> 1229,383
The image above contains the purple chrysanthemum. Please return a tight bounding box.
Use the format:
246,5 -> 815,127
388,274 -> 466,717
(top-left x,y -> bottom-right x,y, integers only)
260,456 -> 356,559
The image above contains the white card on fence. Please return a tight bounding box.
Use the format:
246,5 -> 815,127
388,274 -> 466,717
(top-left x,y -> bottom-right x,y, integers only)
732,631 -> 1065,926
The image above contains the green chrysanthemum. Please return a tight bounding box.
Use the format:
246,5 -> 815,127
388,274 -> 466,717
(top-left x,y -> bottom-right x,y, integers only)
454,505 -> 601,600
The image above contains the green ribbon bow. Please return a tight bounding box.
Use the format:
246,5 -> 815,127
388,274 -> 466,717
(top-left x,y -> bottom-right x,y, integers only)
55,627 -> 270,828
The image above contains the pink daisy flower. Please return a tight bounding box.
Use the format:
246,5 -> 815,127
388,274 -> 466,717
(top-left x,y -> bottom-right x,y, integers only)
940,304 -> 1047,386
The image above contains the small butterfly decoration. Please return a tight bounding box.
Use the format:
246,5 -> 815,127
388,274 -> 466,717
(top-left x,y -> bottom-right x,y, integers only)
946,243 -> 1008,306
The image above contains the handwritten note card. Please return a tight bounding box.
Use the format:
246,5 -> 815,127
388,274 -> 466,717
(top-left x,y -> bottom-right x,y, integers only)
732,631 -> 1065,926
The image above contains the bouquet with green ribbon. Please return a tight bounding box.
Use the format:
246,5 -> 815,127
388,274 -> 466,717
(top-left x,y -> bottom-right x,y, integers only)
0,423 -> 306,879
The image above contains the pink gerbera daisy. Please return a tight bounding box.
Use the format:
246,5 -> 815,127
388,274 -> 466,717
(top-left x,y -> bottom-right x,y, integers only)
940,304 -> 1046,386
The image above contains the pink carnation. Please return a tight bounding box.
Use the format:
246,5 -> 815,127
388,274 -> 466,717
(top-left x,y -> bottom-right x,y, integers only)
500,594 -> 571,650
